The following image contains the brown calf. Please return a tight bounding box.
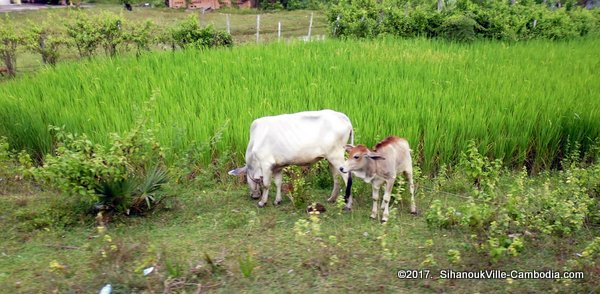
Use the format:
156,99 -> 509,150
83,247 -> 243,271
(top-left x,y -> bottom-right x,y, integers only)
340,136 -> 415,222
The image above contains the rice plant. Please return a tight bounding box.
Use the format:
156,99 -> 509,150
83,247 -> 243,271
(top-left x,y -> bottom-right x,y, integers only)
1,37 -> 599,173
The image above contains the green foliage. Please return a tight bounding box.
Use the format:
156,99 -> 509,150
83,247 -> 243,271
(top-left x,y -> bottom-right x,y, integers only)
0,15 -> 25,77
438,14 -> 478,42
170,15 -> 233,49
26,20 -> 71,66
427,149 -> 600,263
328,0 -> 600,41
65,12 -> 103,58
29,101 -> 169,215
458,140 -> 502,199
238,246 -> 256,278
96,11 -> 127,57
124,20 -> 155,57
284,165 -> 314,208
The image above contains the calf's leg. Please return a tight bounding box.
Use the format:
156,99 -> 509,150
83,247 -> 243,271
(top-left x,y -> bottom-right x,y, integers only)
381,180 -> 395,223
404,170 -> 416,214
370,184 -> 381,220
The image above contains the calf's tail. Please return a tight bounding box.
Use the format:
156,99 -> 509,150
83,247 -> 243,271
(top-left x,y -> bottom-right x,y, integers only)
344,127 -> 354,203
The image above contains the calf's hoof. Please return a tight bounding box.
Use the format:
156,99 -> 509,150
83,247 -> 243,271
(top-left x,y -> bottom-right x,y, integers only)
274,200 -> 282,206
342,206 -> 352,212
410,210 -> 418,215
257,202 -> 266,208
327,197 -> 336,203
381,218 -> 388,224
370,214 -> 377,220
251,195 -> 261,200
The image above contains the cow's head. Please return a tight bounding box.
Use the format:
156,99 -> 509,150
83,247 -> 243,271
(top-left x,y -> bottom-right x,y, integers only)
228,165 -> 263,199
339,144 -> 385,173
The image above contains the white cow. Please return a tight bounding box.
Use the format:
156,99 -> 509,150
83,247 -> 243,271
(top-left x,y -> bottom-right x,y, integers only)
229,109 -> 354,209
339,136 -> 416,223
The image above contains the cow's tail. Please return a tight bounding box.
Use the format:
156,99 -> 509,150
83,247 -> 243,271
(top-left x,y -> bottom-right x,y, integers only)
344,127 -> 354,204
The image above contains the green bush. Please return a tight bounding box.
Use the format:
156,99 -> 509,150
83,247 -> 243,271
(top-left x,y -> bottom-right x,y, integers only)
328,0 -> 600,41
438,14 -> 478,42
30,101 -> 169,216
0,16 -> 25,77
170,15 -> 233,49
65,12 -> 102,58
427,152 -> 600,263
26,20 -> 71,66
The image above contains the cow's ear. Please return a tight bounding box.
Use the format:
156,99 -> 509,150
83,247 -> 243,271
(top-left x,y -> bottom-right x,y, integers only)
344,144 -> 354,152
228,166 -> 247,176
366,152 -> 386,160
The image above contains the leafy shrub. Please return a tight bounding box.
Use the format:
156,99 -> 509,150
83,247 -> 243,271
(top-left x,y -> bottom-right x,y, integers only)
0,16 -> 25,77
125,20 -> 155,57
458,140 -> 502,199
438,14 -> 478,42
96,11 -> 126,57
26,21 -> 71,66
284,165 -> 314,208
170,15 -> 233,50
426,140 -> 600,262
65,12 -> 102,58
30,101 -> 169,216
328,0 -> 600,41
0,137 -> 33,194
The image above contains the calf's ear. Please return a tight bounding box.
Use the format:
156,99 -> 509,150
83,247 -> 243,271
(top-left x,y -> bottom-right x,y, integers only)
366,152 -> 386,160
228,166 -> 247,176
344,144 -> 354,152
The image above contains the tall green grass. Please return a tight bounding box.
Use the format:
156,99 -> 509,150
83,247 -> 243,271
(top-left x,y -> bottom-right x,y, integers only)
1,38 -> 599,172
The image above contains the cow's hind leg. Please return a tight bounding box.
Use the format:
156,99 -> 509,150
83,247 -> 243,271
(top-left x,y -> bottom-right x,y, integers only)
257,169 -> 273,208
273,170 -> 283,206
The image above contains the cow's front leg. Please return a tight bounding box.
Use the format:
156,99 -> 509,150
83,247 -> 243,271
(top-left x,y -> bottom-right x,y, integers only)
326,162 -> 340,203
257,170 -> 273,208
273,171 -> 283,206
381,179 -> 395,223
370,184 -> 381,220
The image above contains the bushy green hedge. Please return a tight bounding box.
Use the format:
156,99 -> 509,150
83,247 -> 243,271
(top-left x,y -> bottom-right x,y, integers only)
328,0 -> 600,41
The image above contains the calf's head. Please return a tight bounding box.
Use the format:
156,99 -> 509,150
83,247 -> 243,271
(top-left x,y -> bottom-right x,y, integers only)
339,144 -> 385,173
228,165 -> 263,199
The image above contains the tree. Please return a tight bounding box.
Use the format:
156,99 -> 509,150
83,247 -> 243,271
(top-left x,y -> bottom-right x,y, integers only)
0,16 -> 25,77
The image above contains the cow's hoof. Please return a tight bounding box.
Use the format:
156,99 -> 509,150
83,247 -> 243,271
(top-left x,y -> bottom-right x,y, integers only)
251,195 -> 261,200
274,200 -> 282,206
410,210 -> 418,215
257,202 -> 266,208
343,206 -> 352,212
370,215 -> 377,220
327,197 -> 336,203
381,219 -> 388,224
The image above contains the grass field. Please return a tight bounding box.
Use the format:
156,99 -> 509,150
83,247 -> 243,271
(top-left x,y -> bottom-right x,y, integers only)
1,38 -> 599,172
0,173 -> 597,293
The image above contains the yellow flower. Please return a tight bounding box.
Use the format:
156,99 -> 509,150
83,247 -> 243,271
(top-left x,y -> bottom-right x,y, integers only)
49,260 -> 65,272
506,278 -> 514,285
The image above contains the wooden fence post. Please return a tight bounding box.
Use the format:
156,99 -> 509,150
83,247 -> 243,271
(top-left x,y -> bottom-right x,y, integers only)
256,14 -> 260,44
307,12 -> 313,41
